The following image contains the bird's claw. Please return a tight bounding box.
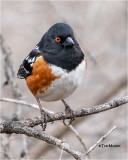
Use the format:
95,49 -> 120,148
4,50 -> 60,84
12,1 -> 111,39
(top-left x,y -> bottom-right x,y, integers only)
63,106 -> 75,126
40,111 -> 54,131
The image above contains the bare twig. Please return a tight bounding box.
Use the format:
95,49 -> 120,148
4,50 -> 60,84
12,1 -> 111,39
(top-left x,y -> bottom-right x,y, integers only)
1,35 -> 29,159
85,126 -> 117,156
1,96 -> 126,128
0,96 -> 127,159
0,99 -> 89,159
0,96 -> 127,128
59,140 -> 65,160
64,122 -> 88,153
1,96 -> 127,128
0,123 -> 87,160
0,97 -> 54,114
1,35 -> 21,98
0,97 -> 38,109
0,97 -> 88,156
0,98 -> 90,158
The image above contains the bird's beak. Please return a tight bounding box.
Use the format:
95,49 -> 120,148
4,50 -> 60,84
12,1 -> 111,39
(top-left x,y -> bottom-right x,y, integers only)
66,37 -> 74,45
63,37 -> 74,47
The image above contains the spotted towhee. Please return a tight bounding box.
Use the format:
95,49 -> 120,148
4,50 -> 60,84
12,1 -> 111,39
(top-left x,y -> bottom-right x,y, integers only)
17,23 -> 86,130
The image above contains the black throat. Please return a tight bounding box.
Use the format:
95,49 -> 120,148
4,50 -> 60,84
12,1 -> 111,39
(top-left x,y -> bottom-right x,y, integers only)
41,46 -> 84,72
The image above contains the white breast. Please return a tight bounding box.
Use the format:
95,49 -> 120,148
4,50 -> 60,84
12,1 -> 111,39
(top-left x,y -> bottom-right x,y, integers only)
37,59 -> 86,101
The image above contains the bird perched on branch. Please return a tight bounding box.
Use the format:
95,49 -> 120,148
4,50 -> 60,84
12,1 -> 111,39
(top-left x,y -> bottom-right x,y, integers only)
17,22 -> 86,130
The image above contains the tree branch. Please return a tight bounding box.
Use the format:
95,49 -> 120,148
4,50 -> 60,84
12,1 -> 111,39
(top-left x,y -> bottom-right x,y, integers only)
64,122 -> 89,154
1,96 -> 126,128
0,122 -> 87,160
0,96 -> 127,128
1,35 -> 21,98
0,97 -> 90,158
1,35 -> 29,159
0,96 -> 127,159
0,97 -> 54,114
85,125 -> 117,156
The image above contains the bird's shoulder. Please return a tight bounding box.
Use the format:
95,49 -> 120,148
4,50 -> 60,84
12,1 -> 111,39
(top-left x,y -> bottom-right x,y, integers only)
17,48 -> 42,79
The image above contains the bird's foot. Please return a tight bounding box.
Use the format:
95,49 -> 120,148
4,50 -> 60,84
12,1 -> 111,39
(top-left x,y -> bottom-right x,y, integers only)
63,105 -> 75,125
40,110 -> 54,131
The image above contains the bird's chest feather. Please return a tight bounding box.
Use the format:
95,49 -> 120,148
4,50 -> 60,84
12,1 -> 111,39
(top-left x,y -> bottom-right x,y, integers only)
36,59 -> 86,101
26,56 -> 86,101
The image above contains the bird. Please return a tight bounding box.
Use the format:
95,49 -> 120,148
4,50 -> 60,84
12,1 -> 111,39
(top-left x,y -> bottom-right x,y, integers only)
17,22 -> 86,130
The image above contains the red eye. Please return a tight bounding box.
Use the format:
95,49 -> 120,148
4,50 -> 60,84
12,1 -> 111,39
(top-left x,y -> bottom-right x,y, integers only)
55,37 -> 61,42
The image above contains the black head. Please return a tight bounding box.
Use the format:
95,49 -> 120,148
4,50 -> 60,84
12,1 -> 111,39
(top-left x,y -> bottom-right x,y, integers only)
38,23 -> 84,71
47,22 -> 74,39
39,23 -> 78,53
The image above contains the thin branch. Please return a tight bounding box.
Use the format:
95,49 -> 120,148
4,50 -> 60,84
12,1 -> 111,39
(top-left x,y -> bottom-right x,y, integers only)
59,140 -> 65,160
1,97 -> 89,157
1,35 -> 29,159
0,123 -> 87,160
1,96 -> 126,128
85,125 -> 117,156
0,97 -> 89,158
0,97 -> 54,114
0,97 -> 38,109
1,35 -> 21,98
0,96 -> 127,159
64,122 -> 88,153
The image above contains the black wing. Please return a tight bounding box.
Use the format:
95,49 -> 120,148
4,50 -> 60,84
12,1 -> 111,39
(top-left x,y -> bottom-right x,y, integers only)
17,47 -> 41,79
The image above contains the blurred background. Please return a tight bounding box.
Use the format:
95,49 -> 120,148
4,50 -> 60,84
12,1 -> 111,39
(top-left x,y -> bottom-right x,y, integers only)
1,1 -> 127,159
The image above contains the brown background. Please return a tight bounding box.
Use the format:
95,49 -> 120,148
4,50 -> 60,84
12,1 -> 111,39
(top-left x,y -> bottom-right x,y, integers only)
1,1 -> 127,159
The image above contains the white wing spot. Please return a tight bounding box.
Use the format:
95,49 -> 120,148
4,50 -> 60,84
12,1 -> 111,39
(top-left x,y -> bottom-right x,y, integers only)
30,63 -> 33,67
23,66 -> 30,74
25,56 -> 29,60
34,45 -> 39,50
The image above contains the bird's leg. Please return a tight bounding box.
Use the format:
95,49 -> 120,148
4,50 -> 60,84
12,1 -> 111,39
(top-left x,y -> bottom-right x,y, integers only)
36,97 -> 53,131
61,99 -> 75,125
